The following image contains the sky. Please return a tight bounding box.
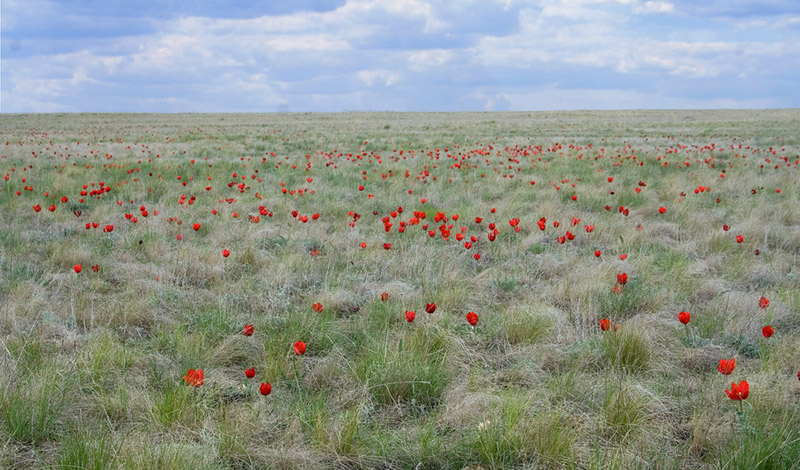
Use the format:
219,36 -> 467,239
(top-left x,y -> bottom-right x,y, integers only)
1,0 -> 799,112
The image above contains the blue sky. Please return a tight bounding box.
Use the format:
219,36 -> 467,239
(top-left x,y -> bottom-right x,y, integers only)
2,0 -> 799,112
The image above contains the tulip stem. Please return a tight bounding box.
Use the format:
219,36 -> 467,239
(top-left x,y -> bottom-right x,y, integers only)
293,357 -> 303,399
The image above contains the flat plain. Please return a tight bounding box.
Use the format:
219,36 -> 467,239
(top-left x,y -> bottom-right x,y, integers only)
1,110 -> 799,469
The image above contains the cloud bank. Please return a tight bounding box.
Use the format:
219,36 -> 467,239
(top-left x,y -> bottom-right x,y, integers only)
2,0 -> 798,111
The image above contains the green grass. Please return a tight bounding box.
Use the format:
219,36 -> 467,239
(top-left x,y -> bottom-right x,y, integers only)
0,110 -> 798,468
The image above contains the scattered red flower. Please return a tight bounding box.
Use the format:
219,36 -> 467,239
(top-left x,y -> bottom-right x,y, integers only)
243,324 -> 254,336
678,311 -> 691,325
725,380 -> 749,401
294,341 -> 306,355
183,368 -> 204,387
260,382 -> 272,396
718,358 -> 735,375
599,318 -> 610,331
466,311 -> 478,326
762,325 -> 774,338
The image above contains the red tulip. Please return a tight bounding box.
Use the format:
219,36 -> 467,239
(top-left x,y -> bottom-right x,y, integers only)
405,310 -> 416,322
736,235 -> 743,243
758,296 -> 769,309
193,223 -> 201,231
383,243 -> 391,250
678,311 -> 690,324
312,302 -> 323,313
619,254 -> 627,260
245,367 -> 255,378
722,224 -> 730,231
360,242 -> 367,248
73,264 -> 82,274
260,382 -> 272,396
466,311 -> 478,326
103,225 -> 114,233
762,325 -> 774,338
594,250 -> 602,257
91,265 -> 100,272
725,380 -> 749,400
718,358 -> 735,375
380,292 -> 389,301
599,318 -> 610,331
222,249 -> 230,258
294,341 -> 306,355
658,207 -> 666,214
243,324 -> 254,336
183,368 -> 204,387
425,303 -> 436,314
617,273 -> 628,285
33,204 -> 41,212
585,224 -> 594,233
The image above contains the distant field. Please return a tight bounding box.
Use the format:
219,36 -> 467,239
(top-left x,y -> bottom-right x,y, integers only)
1,110 -> 799,469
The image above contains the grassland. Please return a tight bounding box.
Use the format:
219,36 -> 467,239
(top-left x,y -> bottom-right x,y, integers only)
1,110 -> 799,469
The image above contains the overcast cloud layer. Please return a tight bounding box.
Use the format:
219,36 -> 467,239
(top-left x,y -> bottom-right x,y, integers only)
2,0 -> 799,112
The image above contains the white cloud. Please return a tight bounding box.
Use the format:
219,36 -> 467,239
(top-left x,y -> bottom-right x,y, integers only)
408,49 -> 454,69
357,69 -> 400,86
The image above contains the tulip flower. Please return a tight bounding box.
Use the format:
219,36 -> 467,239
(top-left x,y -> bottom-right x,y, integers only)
725,380 -> 749,401
183,369 -> 204,387
718,358 -> 735,375
405,310 -> 415,323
